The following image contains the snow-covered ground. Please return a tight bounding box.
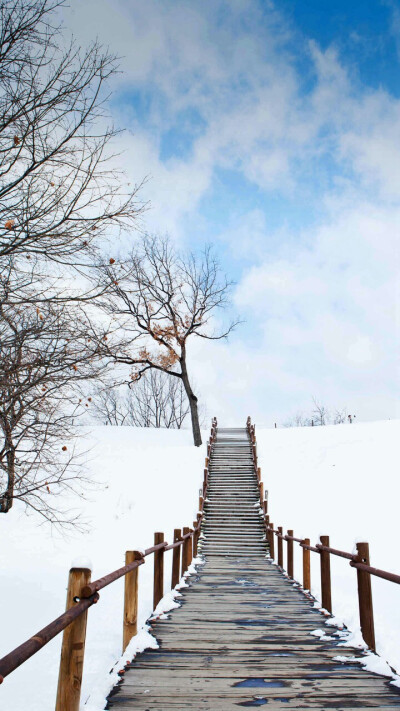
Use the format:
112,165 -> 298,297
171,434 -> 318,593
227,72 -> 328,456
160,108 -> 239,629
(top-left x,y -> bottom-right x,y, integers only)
257,419 -> 400,678
1,420 -> 399,710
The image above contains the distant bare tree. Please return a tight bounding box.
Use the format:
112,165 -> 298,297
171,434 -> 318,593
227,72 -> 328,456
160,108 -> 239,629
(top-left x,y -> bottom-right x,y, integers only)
129,371 -> 190,428
98,235 -> 239,446
284,399 -> 332,428
283,411 -> 308,428
311,397 -> 330,426
91,387 -> 129,426
92,371 -> 190,429
333,408 -> 348,424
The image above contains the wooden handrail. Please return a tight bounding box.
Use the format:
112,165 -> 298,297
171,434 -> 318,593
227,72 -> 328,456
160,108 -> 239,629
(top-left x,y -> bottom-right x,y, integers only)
0,414 -> 218,706
249,417 -> 400,654
0,592 -> 99,683
0,532 -> 191,686
144,541 -> 169,556
81,557 -> 144,598
316,543 -> 355,561
350,561 -> 400,585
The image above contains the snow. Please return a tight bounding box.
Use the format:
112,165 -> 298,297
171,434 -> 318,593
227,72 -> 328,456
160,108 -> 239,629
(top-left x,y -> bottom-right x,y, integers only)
83,557 -> 205,711
334,653 -> 396,679
257,419 -> 400,678
1,419 -> 399,711
0,426 -> 205,711
71,556 -> 93,571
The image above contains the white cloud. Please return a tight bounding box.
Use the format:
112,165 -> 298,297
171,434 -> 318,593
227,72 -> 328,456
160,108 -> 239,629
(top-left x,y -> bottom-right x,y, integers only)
230,200 -> 400,420
61,0 -> 400,423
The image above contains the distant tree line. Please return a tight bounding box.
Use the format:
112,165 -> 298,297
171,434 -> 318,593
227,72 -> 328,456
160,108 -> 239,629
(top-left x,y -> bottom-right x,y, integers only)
283,398 -> 356,428
92,373 -> 191,429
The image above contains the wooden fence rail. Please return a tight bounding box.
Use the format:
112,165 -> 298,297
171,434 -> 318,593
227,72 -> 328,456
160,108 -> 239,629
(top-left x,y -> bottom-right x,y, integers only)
246,416 -> 400,655
0,417 -> 218,711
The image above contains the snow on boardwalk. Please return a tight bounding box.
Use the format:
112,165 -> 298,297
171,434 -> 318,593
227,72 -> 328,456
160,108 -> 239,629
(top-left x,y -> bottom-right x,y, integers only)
106,427 -> 400,710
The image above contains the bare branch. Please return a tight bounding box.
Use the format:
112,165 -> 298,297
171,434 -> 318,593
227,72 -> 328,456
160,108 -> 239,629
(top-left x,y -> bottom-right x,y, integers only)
96,235 -> 239,445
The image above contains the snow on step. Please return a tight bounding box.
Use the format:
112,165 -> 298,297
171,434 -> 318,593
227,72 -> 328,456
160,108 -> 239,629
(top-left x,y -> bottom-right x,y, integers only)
198,427 -> 267,558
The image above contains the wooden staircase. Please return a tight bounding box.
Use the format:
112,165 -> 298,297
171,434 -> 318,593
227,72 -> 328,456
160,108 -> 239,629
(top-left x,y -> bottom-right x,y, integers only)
106,424 -> 400,710
199,427 -> 267,557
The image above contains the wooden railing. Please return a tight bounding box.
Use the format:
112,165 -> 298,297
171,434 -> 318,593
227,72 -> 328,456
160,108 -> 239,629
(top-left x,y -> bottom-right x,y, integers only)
246,416 -> 400,654
0,416 -> 217,711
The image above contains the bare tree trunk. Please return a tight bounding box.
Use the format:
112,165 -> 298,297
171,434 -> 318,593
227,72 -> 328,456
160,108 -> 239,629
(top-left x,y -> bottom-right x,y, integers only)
180,352 -> 202,447
0,430 -> 15,513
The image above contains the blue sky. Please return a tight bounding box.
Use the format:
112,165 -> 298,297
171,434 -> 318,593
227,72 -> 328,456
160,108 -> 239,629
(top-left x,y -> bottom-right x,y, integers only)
280,0 -> 400,95
66,0 -> 400,425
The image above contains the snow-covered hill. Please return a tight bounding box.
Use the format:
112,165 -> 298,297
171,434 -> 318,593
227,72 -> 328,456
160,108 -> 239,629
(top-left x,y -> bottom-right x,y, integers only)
0,420 -> 399,710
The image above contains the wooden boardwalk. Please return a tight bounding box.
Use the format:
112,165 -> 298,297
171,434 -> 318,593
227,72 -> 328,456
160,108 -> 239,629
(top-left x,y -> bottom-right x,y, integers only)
107,428 -> 400,710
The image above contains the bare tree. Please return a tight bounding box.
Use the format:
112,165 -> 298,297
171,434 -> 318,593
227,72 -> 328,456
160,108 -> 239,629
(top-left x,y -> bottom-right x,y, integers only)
92,372 -> 190,428
0,0 -> 143,268
129,371 -> 190,428
97,235 -> 239,446
283,411 -> 308,427
333,408 -> 348,424
284,400 -> 355,428
311,397 -> 330,426
91,387 -> 129,426
0,269 -> 103,528
0,0 -> 145,527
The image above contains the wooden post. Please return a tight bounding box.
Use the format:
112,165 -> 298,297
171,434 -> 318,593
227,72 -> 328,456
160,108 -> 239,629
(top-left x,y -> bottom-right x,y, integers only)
259,481 -> 264,503
123,551 -> 142,652
55,567 -> 91,711
171,528 -> 182,589
355,542 -> 376,651
263,500 -> 268,516
199,495 -> 204,512
287,530 -> 294,578
277,526 -> 283,568
303,538 -> 311,591
188,529 -> 193,567
257,467 -> 261,482
319,535 -> 332,613
269,523 -> 275,559
181,526 -> 190,577
153,532 -> 164,610
193,521 -> 199,557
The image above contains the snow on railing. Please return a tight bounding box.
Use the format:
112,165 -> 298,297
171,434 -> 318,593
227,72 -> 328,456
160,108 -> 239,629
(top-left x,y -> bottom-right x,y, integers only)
246,415 -> 400,655
0,416 -> 218,711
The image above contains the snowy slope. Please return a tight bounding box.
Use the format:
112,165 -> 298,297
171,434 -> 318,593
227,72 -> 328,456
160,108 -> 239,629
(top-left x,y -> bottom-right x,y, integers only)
0,427 -> 205,711
257,419 -> 400,677
0,421 -> 399,711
